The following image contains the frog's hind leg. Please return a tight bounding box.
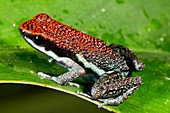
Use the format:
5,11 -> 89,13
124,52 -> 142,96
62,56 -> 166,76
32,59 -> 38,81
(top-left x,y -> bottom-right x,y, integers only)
109,43 -> 145,71
91,72 -> 143,107
97,85 -> 138,108
38,57 -> 86,87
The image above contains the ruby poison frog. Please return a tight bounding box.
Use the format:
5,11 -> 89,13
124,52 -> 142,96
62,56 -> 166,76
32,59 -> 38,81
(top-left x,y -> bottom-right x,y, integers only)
19,13 -> 145,107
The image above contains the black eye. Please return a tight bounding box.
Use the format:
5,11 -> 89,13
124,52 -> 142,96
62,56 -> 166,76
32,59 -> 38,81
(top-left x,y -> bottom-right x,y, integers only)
19,29 -> 46,47
33,35 -> 46,46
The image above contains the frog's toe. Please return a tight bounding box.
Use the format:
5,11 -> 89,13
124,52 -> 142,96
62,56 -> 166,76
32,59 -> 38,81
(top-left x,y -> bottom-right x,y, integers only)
37,72 -> 51,79
98,97 -> 122,106
48,58 -> 54,63
97,102 -> 106,108
67,82 -> 80,88
77,91 -> 92,98
133,60 -> 145,71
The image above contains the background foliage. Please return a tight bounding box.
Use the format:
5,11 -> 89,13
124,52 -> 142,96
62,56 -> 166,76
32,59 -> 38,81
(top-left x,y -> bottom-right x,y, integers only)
0,0 -> 170,113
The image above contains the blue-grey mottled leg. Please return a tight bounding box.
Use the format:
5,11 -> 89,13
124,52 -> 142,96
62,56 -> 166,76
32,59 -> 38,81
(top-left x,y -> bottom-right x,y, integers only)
77,72 -> 125,98
98,86 -> 138,107
91,72 -> 143,107
38,57 -> 86,87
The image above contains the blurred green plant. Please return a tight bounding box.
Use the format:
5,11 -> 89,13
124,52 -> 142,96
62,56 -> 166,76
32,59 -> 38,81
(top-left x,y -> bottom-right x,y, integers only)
0,0 -> 170,113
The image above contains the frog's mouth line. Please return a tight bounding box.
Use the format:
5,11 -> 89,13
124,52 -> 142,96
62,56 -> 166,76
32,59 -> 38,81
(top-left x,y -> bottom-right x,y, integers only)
19,29 -> 59,61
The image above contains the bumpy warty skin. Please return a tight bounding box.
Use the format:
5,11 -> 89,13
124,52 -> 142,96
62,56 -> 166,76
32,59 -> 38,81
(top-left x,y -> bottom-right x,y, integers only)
19,13 -> 132,73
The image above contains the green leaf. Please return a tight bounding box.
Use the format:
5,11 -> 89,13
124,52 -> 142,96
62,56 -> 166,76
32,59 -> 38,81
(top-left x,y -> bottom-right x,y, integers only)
0,0 -> 170,113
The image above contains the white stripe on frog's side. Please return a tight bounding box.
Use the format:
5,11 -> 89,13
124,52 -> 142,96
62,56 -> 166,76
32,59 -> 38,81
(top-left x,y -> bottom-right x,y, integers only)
76,54 -> 106,76
25,35 -> 106,76
24,35 -> 81,72
24,36 -> 60,61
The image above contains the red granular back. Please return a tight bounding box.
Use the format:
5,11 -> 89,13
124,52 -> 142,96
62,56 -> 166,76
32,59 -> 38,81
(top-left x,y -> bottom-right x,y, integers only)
19,13 -> 122,71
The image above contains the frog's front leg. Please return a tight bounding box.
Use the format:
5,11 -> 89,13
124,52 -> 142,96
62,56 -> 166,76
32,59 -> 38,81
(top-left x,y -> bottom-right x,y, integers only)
91,72 -> 143,107
38,57 -> 86,86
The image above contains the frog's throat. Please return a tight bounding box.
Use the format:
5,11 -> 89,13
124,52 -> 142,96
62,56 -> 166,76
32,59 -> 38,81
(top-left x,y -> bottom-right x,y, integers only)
24,36 -> 59,61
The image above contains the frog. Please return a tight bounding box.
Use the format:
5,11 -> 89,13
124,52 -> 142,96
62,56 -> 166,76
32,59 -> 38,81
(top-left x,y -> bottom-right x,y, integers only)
19,13 -> 145,107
